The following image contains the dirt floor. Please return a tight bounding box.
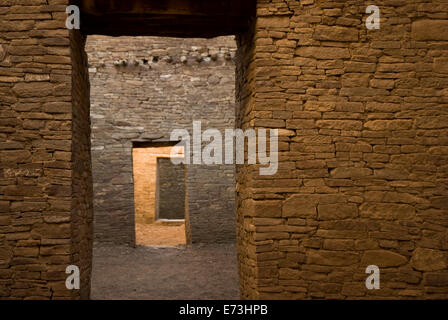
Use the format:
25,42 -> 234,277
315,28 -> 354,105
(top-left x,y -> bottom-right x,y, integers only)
90,242 -> 240,300
135,222 -> 186,246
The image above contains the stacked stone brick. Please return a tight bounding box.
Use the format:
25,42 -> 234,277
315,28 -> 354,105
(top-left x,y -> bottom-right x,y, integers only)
0,0 -> 90,299
0,0 -> 447,300
236,0 -> 448,299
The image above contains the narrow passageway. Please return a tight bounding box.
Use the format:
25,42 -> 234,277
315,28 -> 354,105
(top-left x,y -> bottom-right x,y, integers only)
87,35 -> 240,300
91,243 -> 240,300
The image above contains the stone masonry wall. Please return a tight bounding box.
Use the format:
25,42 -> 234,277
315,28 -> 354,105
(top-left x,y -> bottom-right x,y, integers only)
70,30 -> 93,300
1,0 -> 448,301
0,0 -> 92,299
237,0 -> 448,299
235,18 -> 258,300
86,36 -> 237,245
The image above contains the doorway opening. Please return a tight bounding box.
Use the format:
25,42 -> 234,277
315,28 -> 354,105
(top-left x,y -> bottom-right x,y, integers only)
132,141 -> 187,246
69,0 -> 256,300
86,34 -> 242,299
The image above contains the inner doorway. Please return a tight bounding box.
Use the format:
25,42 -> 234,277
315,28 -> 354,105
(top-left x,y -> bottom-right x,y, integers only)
71,0 -> 256,299
87,34 -> 240,299
132,142 -> 187,246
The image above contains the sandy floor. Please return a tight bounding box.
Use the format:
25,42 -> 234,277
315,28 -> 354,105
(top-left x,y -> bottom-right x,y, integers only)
135,223 -> 186,246
91,243 -> 240,300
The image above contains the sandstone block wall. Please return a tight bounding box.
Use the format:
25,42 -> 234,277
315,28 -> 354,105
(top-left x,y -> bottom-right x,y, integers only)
236,0 -> 448,299
0,0 -> 92,299
1,0 -> 448,300
86,36 -> 237,245
70,29 -> 93,300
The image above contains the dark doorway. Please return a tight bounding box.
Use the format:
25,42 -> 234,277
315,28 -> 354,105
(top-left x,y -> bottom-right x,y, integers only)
156,158 -> 186,221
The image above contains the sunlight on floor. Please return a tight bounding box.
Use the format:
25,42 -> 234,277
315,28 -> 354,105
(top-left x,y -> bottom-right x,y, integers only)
135,221 -> 186,246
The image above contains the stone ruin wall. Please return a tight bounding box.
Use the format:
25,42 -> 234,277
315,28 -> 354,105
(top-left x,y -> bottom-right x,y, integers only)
0,0 -> 448,300
236,0 -> 448,299
0,0 -> 92,299
86,36 -> 237,245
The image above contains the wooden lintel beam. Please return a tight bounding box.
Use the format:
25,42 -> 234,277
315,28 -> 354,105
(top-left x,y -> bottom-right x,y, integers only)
79,0 -> 255,17
81,13 -> 250,37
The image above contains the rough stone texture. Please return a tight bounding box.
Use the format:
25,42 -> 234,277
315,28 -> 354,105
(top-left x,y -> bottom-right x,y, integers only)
235,0 -> 448,300
156,158 -> 185,220
70,28 -> 93,301
0,0 -> 92,299
86,36 -> 237,245
1,0 -> 448,300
